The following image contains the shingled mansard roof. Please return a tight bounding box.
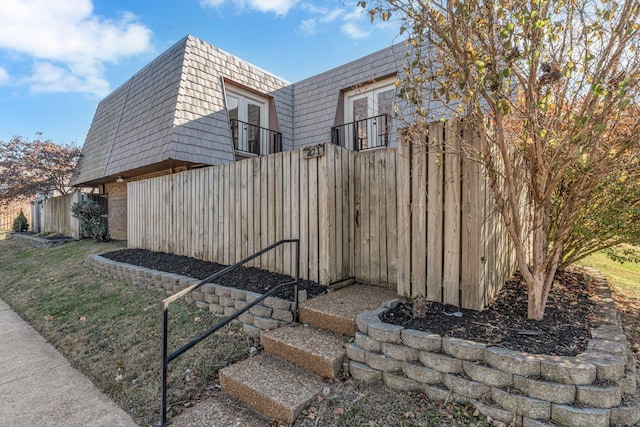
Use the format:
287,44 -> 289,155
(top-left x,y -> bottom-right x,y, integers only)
71,35 -> 293,186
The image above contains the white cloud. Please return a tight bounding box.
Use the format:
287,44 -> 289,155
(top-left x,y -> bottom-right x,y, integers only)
341,21 -> 370,40
0,0 -> 152,97
0,67 -> 9,85
200,0 -> 298,15
298,18 -> 318,36
340,8 -> 371,40
296,4 -> 371,40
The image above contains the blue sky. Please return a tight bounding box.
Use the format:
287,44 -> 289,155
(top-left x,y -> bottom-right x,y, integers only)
0,0 -> 401,146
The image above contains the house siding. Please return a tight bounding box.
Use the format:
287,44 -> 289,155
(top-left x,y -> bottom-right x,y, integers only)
71,40 -> 187,185
72,35 -> 293,186
292,44 -> 406,148
168,37 -> 294,163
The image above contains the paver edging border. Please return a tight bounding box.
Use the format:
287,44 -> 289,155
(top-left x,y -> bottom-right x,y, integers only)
348,268 -> 640,427
7,231 -> 77,248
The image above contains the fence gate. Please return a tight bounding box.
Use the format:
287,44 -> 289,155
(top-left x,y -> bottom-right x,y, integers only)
352,148 -> 398,288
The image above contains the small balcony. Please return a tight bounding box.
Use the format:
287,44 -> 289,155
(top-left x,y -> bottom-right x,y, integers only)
230,119 -> 282,156
331,114 -> 390,152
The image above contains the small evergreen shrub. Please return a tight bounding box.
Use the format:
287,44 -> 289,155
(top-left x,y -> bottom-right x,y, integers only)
71,199 -> 108,241
12,209 -> 29,232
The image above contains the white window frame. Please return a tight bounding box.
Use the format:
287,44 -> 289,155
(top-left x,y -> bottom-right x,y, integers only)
343,78 -> 396,151
225,86 -> 269,155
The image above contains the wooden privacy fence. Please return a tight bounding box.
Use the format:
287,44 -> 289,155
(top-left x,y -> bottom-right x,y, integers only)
396,121 -> 516,310
128,119 -> 517,310
39,192 -> 84,239
129,144 -> 351,285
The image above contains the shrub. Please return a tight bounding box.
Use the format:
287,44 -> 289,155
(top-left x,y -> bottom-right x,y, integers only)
12,209 -> 29,232
71,199 -> 108,241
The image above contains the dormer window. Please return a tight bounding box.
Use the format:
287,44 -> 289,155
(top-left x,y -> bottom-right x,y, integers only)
332,78 -> 396,151
225,86 -> 281,156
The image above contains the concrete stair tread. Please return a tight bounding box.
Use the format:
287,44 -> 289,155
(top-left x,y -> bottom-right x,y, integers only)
219,353 -> 324,424
262,325 -> 346,378
299,284 -> 397,336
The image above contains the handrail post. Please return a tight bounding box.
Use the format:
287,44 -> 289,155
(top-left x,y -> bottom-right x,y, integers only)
159,305 -> 169,426
293,239 -> 300,322
158,238 -> 302,424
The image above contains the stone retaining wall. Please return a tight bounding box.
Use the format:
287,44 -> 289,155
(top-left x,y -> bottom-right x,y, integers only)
8,232 -> 76,248
348,270 -> 640,427
87,254 -> 296,339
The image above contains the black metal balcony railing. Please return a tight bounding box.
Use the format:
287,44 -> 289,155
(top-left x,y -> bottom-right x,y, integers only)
331,114 -> 390,151
230,119 -> 282,156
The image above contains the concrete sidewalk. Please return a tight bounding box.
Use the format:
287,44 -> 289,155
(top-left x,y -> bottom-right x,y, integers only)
0,299 -> 137,427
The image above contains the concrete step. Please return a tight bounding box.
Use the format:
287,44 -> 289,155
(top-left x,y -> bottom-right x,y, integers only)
299,284 -> 397,336
262,324 -> 347,378
219,353 -> 324,424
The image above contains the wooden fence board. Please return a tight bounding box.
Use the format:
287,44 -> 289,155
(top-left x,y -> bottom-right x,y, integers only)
343,150 -> 353,279
370,153 -> 381,285
334,146 -> 344,281
443,120 -> 461,306
260,158 -> 269,269
282,151 -> 292,276
385,149 -> 398,286
348,150 -> 356,278
252,158 -> 262,268
411,130 -> 428,297
396,134 -> 412,297
377,152 -> 388,286
461,124 -> 482,309
240,161 -> 249,262
427,122 -> 444,302
319,145 -> 336,284
308,156 -> 319,283
126,135 -> 517,311
275,154 -> 284,272
299,152 -> 309,280
290,150 -> 300,277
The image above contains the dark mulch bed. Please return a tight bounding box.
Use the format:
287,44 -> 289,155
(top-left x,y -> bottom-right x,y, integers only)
100,249 -> 327,302
101,248 -> 603,356
380,270 -> 602,356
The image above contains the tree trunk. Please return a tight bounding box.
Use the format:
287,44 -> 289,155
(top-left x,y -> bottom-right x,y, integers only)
528,202 -> 548,320
527,268 -> 546,321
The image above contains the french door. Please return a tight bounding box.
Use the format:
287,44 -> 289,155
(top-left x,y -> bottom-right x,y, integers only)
226,88 -> 269,155
344,80 -> 395,150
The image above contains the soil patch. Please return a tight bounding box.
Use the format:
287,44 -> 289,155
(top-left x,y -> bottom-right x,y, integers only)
381,270 -> 602,356
101,249 -> 327,302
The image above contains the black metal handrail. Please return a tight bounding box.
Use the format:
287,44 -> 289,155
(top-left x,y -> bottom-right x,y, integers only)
229,119 -> 282,155
158,239 -> 300,426
331,113 -> 390,152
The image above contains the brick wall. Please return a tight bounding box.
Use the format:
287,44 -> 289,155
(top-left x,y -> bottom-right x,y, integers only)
105,182 -> 127,240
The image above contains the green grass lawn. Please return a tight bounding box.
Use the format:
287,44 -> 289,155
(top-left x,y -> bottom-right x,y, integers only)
0,237 -> 250,426
578,250 -> 640,294
578,248 -> 640,354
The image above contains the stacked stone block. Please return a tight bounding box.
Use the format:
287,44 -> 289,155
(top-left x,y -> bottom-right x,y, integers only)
348,271 -> 640,427
87,254 -> 295,338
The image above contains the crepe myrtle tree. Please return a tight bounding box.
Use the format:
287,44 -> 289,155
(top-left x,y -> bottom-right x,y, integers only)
0,134 -> 80,206
363,0 -> 640,320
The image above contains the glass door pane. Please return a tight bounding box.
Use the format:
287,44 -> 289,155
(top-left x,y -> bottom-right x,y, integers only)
247,103 -> 261,154
352,97 -> 368,150
376,89 -> 394,147
227,94 -> 240,150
